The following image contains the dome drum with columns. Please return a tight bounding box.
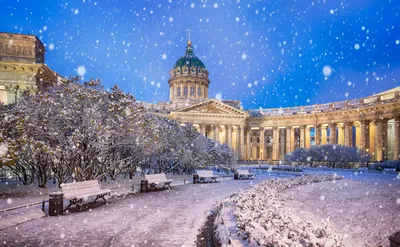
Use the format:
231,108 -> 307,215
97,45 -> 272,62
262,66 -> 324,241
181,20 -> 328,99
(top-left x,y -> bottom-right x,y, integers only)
168,40 -> 210,102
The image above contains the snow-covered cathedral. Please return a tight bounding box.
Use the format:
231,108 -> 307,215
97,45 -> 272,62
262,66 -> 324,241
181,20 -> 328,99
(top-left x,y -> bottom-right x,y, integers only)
2,32 -> 400,162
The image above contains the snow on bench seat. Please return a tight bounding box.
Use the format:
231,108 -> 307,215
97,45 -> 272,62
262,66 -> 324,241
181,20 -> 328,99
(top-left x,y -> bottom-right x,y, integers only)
60,180 -> 111,210
237,169 -> 254,179
196,170 -> 218,183
144,173 -> 173,190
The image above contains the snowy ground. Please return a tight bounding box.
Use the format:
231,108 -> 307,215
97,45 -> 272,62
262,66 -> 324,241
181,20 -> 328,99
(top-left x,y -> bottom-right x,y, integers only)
0,178 -> 262,247
284,173 -> 400,246
214,171 -> 399,246
0,171 -> 398,246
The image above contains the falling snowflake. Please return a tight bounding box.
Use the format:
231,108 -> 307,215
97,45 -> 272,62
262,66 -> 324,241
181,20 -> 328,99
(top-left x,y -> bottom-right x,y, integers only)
162,54 -> 167,59
235,17 -> 240,22
48,43 -> 55,51
190,3 -> 195,8
6,198 -> 12,204
241,53 -> 247,60
77,66 -> 86,77
215,93 -> 222,100
322,65 -> 332,77
214,3 -> 218,8
354,44 -> 360,50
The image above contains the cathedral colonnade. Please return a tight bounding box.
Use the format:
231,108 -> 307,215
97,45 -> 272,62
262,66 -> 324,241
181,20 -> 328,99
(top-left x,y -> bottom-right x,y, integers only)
181,90 -> 400,162
193,117 -> 400,162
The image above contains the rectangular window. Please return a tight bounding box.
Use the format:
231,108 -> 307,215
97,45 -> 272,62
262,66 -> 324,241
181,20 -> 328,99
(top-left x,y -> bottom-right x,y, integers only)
190,86 -> 195,96
184,86 -> 188,96
177,87 -> 181,96
197,87 -> 201,96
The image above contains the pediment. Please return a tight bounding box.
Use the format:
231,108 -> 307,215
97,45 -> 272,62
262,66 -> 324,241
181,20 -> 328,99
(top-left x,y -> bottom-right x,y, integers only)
174,99 -> 249,116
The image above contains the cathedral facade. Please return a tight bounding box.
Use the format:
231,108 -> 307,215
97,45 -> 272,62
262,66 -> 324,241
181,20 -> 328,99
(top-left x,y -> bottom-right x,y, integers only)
1,32 -> 400,162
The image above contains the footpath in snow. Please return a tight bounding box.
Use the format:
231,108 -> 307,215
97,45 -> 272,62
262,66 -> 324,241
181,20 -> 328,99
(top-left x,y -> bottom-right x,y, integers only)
0,178 -> 261,247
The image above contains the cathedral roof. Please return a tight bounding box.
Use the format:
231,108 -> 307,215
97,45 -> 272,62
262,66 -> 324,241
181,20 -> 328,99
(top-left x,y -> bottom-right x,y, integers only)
173,41 -> 206,70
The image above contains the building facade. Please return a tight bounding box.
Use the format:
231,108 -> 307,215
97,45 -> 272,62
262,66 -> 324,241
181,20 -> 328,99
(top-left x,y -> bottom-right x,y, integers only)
1,32 -> 399,162
151,38 -> 400,162
0,32 -> 59,104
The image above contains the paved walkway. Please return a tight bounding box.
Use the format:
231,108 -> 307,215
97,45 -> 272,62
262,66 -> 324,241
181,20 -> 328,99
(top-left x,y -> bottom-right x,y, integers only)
0,179 -> 259,247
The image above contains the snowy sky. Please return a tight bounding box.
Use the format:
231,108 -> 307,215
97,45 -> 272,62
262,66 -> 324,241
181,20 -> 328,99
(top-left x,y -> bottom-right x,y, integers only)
1,0 -> 399,109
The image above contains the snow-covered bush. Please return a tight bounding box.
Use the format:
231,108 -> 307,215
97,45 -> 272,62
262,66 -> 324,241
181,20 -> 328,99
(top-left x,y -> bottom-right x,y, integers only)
286,144 -> 368,168
219,174 -> 343,246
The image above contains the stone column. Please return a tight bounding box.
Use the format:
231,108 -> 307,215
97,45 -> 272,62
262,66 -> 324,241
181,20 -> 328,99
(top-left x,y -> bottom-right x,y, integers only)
286,127 -> 292,154
338,124 -> 345,145
300,125 -> 306,148
240,125 -> 245,160
200,124 -> 206,136
214,125 -> 220,143
344,122 -> 353,147
220,125 -> 226,144
394,116 -> 400,160
280,129 -> 286,158
329,123 -> 337,144
259,127 -> 265,160
305,126 -> 311,148
321,125 -> 327,145
272,127 -> 280,160
227,125 -> 232,147
355,123 -> 361,149
290,128 -> 296,152
169,85 -> 173,101
369,122 -> 376,160
360,120 -> 370,156
375,119 -> 384,161
315,125 -> 321,146
246,129 -> 251,160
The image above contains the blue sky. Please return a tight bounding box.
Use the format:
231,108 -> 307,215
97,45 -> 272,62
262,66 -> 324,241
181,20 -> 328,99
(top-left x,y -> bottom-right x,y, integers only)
1,0 -> 399,109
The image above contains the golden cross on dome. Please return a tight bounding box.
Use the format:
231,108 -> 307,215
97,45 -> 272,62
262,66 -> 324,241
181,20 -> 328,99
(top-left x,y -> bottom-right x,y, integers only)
186,29 -> 191,44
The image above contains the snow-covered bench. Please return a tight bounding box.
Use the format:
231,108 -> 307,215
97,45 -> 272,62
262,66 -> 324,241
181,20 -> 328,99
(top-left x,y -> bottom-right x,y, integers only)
237,170 -> 254,179
60,180 -> 111,210
145,173 -> 173,190
196,170 -> 218,183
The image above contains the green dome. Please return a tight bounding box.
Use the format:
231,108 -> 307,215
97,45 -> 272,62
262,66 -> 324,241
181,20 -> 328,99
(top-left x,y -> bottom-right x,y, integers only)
173,42 -> 206,69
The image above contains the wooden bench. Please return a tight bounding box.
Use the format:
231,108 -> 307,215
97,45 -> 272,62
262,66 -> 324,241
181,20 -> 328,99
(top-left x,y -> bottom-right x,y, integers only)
196,170 -> 218,183
237,170 -> 254,179
144,173 -> 173,190
60,180 -> 111,210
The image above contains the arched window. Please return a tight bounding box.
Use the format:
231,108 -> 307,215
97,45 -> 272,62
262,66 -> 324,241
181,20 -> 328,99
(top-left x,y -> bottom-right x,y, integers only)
184,86 -> 188,96
190,86 -> 195,96
197,87 -> 201,97
177,86 -> 181,96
